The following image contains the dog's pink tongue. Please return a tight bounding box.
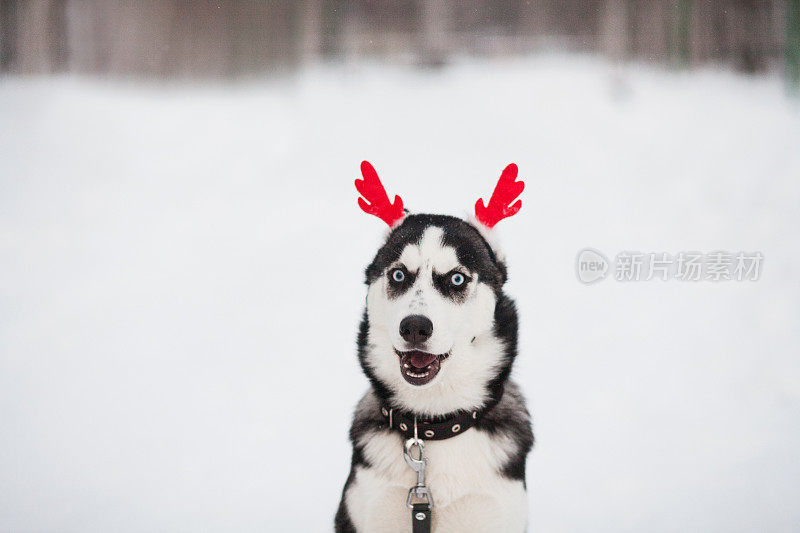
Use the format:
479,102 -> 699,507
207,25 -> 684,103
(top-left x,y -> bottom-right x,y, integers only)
408,351 -> 438,369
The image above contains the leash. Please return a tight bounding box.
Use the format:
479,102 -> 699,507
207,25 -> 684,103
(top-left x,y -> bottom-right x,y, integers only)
385,387 -> 504,532
403,417 -> 432,533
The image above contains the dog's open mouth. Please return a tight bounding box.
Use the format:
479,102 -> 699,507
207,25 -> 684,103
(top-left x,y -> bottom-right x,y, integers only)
395,348 -> 450,386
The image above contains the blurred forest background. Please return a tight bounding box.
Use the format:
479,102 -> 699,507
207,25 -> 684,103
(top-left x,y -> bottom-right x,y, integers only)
3,2 -> 800,533
1,0 -> 799,85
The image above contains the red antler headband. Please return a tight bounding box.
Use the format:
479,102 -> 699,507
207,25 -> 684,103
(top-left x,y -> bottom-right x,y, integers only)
474,163 -> 524,228
355,161 -> 405,227
355,161 -> 523,229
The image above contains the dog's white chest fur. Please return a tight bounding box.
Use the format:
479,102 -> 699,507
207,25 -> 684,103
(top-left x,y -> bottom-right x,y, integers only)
344,425 -> 527,532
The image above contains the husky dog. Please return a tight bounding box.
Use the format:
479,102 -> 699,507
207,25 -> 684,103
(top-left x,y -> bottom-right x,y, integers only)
335,162 -> 533,533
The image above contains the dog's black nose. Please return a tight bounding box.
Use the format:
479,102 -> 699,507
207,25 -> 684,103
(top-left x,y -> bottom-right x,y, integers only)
399,315 -> 433,345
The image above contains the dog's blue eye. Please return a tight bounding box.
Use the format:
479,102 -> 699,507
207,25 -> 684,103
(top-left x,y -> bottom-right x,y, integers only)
451,273 -> 465,286
391,269 -> 405,283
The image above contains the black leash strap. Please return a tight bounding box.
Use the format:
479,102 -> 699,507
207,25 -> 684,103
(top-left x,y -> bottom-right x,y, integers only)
404,417 -> 433,533
411,502 -> 431,533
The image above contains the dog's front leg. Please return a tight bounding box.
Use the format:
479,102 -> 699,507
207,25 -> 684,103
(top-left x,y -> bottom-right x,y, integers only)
432,489 -> 528,533
354,485 -> 411,533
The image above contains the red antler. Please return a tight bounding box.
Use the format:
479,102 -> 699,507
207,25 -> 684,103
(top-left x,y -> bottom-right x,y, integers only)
355,161 -> 405,227
474,163 -> 524,228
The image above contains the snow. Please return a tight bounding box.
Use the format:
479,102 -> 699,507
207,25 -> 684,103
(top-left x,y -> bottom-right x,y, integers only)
1,55 -> 799,532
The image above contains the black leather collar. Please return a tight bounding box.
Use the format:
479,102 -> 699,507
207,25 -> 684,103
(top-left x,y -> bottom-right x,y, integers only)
379,386 -> 503,441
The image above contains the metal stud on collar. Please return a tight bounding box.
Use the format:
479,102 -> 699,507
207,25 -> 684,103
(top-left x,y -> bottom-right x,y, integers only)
452,424 -> 461,433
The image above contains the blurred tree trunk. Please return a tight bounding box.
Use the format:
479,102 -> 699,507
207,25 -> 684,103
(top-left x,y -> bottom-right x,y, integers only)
64,0 -> 112,74
420,0 -> 448,65
787,0 -> 800,89
669,0 -> 692,68
6,0 -> 68,74
600,0 -> 628,61
301,0 -> 321,63
0,0 -> 19,72
689,0 -> 723,64
628,0 -> 669,63
49,0 -> 68,71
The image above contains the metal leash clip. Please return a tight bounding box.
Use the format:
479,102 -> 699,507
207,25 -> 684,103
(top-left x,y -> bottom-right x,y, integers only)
404,417 -> 434,509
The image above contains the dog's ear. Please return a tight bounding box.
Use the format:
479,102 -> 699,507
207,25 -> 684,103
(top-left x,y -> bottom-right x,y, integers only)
474,163 -> 524,229
465,216 -> 509,286
355,161 -> 406,227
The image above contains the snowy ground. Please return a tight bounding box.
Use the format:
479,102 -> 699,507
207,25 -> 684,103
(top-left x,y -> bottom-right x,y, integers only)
1,55 -> 799,532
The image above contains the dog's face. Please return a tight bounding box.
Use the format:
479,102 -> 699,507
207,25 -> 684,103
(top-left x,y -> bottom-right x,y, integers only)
359,214 -> 515,414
